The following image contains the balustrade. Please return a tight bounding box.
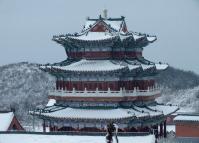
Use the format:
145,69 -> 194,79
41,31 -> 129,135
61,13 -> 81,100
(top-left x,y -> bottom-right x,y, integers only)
49,86 -> 160,97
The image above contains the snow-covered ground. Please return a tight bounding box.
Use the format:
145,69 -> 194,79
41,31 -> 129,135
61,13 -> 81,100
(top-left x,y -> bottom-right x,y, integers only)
0,134 -> 155,143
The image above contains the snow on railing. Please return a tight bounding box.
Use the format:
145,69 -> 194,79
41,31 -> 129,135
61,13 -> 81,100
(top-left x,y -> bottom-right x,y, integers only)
48,87 -> 160,97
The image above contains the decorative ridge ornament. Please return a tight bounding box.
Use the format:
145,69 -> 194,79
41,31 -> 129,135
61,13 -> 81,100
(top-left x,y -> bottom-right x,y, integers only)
103,9 -> 108,19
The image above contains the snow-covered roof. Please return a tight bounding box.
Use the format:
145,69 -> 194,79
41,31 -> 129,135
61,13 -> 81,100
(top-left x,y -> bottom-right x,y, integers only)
141,64 -> 155,70
53,15 -> 157,50
133,106 -> 162,117
146,36 -> 157,42
39,108 -> 135,120
46,99 -> 56,107
66,32 -> 156,43
131,32 -> 156,43
149,105 -> 179,116
155,64 -> 169,70
0,134 -> 155,143
84,20 -> 96,30
172,107 -> 195,116
127,64 -> 141,70
0,112 -> 14,131
83,19 -> 123,32
127,59 -> 168,71
51,60 -> 127,72
35,105 -> 178,120
40,59 -> 168,73
68,32 -> 116,41
119,34 -> 132,41
132,34 -> 145,40
174,115 -> 199,122
104,20 -> 123,31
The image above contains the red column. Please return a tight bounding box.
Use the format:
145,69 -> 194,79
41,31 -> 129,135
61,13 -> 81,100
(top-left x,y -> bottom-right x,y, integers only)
54,126 -> 58,131
69,82 -> 72,90
77,81 -> 81,90
105,82 -> 108,90
49,121 -> 52,132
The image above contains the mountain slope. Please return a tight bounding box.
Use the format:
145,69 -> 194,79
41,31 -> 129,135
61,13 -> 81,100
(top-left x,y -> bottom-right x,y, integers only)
156,66 -> 199,90
0,62 -> 55,124
156,67 -> 199,112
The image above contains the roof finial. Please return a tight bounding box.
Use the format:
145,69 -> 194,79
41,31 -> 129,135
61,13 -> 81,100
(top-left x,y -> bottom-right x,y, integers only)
103,9 -> 108,20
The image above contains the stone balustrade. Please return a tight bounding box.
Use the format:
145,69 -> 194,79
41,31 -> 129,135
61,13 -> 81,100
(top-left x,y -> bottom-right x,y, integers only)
48,87 -> 160,97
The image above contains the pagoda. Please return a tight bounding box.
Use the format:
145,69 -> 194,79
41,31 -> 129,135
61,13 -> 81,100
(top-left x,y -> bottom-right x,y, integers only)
32,11 -> 178,138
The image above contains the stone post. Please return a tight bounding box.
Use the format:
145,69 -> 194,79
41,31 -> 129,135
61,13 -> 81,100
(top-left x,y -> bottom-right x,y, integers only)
164,120 -> 167,138
43,120 -> 46,132
154,125 -> 158,139
160,122 -> 163,137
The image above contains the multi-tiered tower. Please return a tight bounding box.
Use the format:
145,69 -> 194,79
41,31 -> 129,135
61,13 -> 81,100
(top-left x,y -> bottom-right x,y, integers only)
33,13 -> 178,137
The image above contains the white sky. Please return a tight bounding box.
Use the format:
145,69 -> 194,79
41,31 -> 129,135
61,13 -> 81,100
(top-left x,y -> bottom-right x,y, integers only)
0,0 -> 199,73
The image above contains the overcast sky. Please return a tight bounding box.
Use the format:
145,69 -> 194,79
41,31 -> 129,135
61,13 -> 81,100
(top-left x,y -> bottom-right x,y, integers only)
0,0 -> 199,73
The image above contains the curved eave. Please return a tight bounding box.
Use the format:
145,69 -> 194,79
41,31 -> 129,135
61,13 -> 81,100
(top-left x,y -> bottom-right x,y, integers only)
131,58 -> 168,73
136,57 -> 155,65
146,36 -> 157,43
155,64 -> 169,72
32,106 -> 166,121
33,113 -> 134,121
130,32 -> 157,48
128,64 -> 156,75
142,64 -> 169,76
119,34 -> 134,41
52,37 -> 66,45
40,66 -> 128,74
66,35 -> 118,43
134,65 -> 156,76
128,65 -> 142,72
53,36 -> 118,48
132,106 -> 164,118
37,114 -> 163,121
141,64 -> 156,71
136,34 -> 157,43
118,34 -> 156,47
148,105 -> 179,116
130,64 -> 166,76
52,32 -> 156,48
40,64 -> 167,76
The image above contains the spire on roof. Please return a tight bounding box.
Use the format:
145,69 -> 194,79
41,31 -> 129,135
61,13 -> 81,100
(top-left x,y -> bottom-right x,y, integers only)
103,9 -> 108,20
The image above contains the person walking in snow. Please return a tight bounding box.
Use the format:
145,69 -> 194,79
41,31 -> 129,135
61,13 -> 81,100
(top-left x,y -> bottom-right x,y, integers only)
106,122 -> 119,143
